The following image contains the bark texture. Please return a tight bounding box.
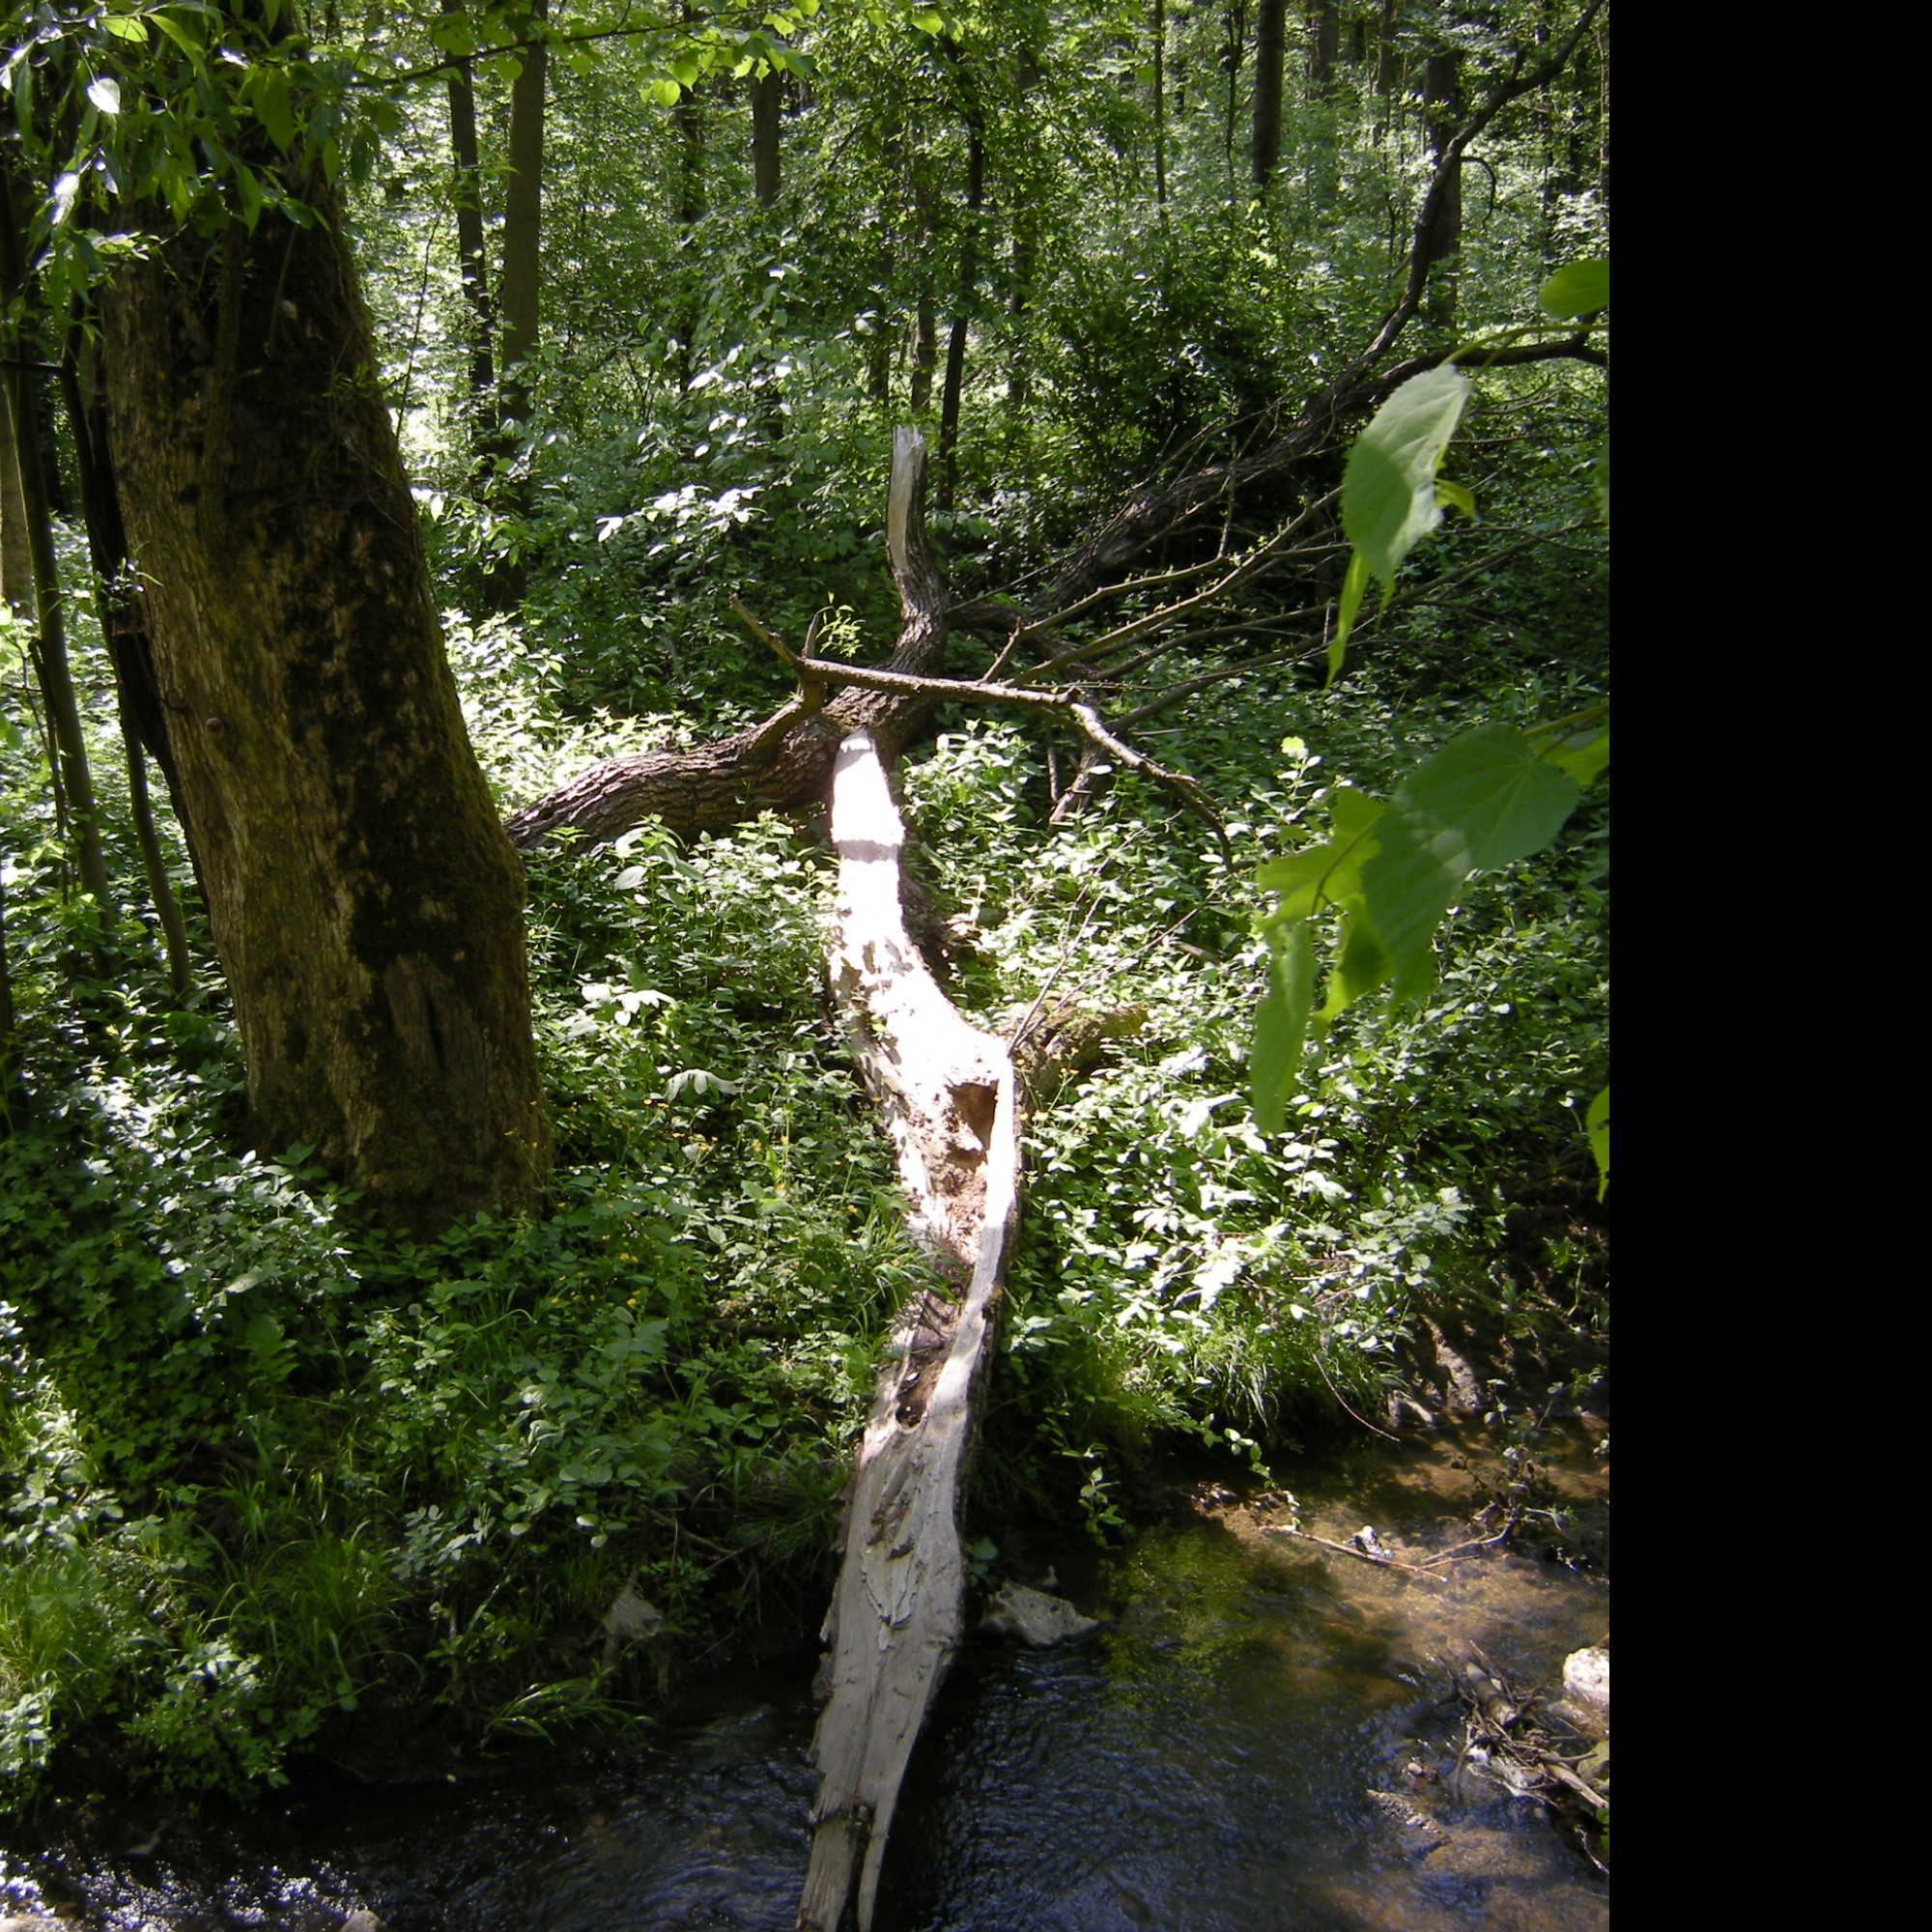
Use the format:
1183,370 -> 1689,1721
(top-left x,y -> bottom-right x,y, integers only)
100,192 -> 549,1230
799,728 -> 1019,1932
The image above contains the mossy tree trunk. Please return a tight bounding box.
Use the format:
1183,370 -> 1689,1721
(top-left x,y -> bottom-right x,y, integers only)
99,190 -> 549,1230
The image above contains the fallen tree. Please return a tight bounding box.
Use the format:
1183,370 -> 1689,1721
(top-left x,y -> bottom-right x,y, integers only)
800,723 -> 1021,1932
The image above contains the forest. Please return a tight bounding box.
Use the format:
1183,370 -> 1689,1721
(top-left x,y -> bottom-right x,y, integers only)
0,0 -> 1607,1922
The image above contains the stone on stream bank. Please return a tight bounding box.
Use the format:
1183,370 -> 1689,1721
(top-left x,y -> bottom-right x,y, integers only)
980,1583 -> 1100,1647
1561,1646 -> 1608,1718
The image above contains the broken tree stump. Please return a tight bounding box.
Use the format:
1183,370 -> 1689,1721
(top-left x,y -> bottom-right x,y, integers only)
798,727 -> 1020,1932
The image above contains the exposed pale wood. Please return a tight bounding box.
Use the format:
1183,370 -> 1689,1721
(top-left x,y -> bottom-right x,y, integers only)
795,432 -> 1014,1931
800,726 -> 1019,1932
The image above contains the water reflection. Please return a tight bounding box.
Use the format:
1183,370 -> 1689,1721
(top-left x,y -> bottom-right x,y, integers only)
2,1429 -> 1605,1931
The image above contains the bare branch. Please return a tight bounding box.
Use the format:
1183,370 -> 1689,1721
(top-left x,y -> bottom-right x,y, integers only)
1046,491 -> 1339,671
1356,0 -> 1609,366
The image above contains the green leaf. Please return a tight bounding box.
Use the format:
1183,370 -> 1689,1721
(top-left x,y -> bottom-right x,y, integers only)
1250,916 -> 1315,1132
1342,364 -> 1470,590
1360,724 -> 1582,999
87,76 -> 122,116
1317,909 -> 1390,1023
1539,258 -> 1609,319
1328,785 -> 1384,842
1547,723 -> 1608,787
254,70 -> 294,153
1255,787 -> 1382,918
233,159 -> 262,227
1435,477 -> 1475,519
911,9 -> 946,31
149,11 -> 203,60
103,15 -> 150,42
646,77 -> 682,105
1328,548 -> 1370,685
430,14 -> 476,56
1585,1086 -> 1609,1196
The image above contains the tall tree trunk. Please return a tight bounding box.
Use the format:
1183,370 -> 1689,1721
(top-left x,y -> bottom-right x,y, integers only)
672,78 -> 707,390
1223,0 -> 1248,171
936,99 -> 985,511
60,337 -> 193,994
1006,217 -> 1036,415
0,362 -> 29,623
0,179 -> 113,916
1152,0 -> 1169,207
443,0 -> 495,412
910,289 -> 937,413
0,850 -> 14,1128
1,377 -> 112,913
753,69 -> 781,206
100,185 -> 549,1231
1423,40 -> 1463,328
0,357 -> 19,1101
1306,0 -> 1340,205
59,327 -> 189,827
1374,0 -> 1400,141
497,0 -> 547,430
487,0 -> 547,611
673,0 -> 709,394
1251,0 -> 1286,189
1004,52 -> 1040,416
1309,0 -> 1339,94
1591,7 -> 1608,207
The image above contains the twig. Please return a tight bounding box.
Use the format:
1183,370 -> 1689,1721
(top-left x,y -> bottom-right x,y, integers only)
1008,887 -> 1111,1057
1315,1349 -> 1401,1441
1536,1753 -> 1609,1811
1419,1529 -> 1513,1568
729,594 -> 826,756
1265,1525 -> 1447,1581
1044,492 -> 1339,671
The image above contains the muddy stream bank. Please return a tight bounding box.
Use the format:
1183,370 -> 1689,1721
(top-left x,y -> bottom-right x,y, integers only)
2,1423 -> 1608,1931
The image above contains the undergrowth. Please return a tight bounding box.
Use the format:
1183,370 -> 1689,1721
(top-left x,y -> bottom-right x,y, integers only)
0,358 -> 1605,1824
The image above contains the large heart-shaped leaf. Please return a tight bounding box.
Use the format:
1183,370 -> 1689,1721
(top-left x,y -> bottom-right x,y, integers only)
1361,724 -> 1581,997
1539,258 -> 1609,319
1342,364 -> 1471,590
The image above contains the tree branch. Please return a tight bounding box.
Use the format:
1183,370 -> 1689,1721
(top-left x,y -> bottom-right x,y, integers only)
1356,0 -> 1609,366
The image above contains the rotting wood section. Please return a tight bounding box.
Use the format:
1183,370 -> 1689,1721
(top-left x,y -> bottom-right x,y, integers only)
798,431 -> 1020,1932
802,727 -> 1019,1931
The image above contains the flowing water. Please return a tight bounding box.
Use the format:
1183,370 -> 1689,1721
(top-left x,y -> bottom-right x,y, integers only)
1,1425 -> 1607,1931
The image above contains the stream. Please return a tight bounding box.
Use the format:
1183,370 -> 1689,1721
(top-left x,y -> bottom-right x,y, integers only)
1,1424 -> 1608,1932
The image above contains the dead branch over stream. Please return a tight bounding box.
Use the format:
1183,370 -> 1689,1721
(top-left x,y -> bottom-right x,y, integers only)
781,430 -> 1022,1931
800,727 -> 1019,1932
